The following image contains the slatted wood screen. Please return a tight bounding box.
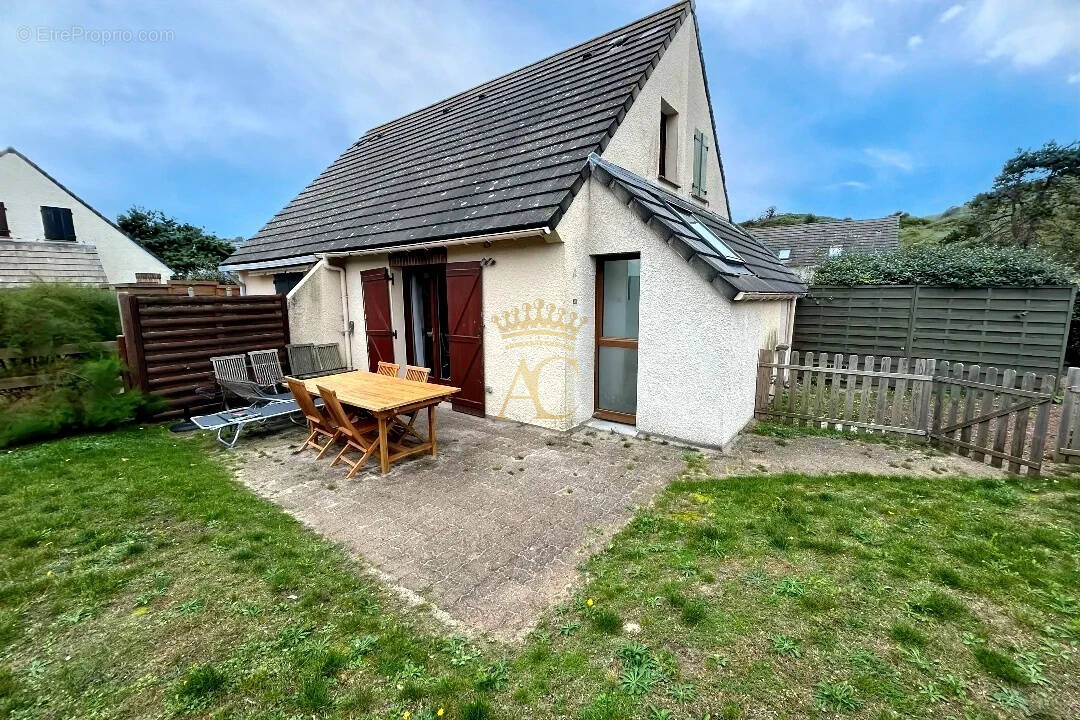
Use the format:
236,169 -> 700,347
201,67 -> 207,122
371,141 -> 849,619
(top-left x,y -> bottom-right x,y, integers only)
118,293 -> 289,419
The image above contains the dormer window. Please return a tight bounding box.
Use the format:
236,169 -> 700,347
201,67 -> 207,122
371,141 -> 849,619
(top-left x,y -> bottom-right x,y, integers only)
658,100 -> 678,183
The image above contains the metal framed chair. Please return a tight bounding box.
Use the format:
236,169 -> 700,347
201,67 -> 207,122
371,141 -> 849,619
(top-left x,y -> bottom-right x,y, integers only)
376,361 -> 400,377
286,344 -> 319,379
219,378 -> 294,406
208,354 -> 250,408
287,378 -> 339,458
314,343 -> 347,375
248,349 -> 285,389
318,386 -> 379,478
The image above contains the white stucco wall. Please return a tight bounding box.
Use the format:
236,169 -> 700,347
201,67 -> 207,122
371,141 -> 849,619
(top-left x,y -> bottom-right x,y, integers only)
601,14 -> 729,218
286,262 -> 345,348
240,271 -> 276,296
558,176 -> 787,447
0,151 -> 172,284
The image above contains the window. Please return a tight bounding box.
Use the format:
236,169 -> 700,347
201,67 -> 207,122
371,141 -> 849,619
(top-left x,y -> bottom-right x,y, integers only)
828,246 -> 843,258
41,206 -> 75,241
680,212 -> 744,264
777,249 -> 791,261
692,129 -> 709,198
273,271 -> 305,295
658,100 -> 678,181
0,202 -> 9,238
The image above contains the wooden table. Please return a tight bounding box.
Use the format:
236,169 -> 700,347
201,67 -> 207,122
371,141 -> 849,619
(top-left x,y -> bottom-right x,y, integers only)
291,371 -> 459,474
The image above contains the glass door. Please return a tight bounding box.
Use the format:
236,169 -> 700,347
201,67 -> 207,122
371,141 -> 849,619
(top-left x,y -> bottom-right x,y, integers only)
594,255 -> 640,423
403,265 -> 452,382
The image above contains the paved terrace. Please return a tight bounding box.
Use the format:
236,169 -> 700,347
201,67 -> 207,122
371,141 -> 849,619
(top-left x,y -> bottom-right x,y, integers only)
234,410 -> 687,639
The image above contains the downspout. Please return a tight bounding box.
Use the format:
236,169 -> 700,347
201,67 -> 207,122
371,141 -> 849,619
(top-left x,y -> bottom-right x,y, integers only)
321,262 -> 353,370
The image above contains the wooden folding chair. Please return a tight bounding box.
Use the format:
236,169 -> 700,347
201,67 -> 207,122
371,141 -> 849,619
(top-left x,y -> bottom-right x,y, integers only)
248,349 -> 285,388
288,379 -> 339,459
391,366 -> 431,442
318,386 -> 379,478
376,361 -> 400,377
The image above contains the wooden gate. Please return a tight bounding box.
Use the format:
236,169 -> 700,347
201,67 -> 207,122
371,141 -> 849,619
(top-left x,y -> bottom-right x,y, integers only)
929,361 -> 1053,475
756,348 -> 1056,475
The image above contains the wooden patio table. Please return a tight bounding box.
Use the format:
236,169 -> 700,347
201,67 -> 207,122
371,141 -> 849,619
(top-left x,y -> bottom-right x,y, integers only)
289,370 -> 459,475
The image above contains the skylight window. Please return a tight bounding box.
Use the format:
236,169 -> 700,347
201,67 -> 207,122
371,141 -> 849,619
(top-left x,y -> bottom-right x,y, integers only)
778,249 -> 791,261
681,213 -> 744,264
828,245 -> 843,258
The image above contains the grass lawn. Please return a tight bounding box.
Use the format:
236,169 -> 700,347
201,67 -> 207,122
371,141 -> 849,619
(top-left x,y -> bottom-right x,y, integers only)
1,428 -> 1078,719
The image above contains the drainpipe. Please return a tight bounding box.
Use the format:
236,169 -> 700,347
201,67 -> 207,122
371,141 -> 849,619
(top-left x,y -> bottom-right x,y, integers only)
322,262 -> 353,369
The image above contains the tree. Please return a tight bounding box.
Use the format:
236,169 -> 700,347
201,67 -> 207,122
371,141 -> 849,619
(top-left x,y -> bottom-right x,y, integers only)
960,140 -> 1080,269
116,207 -> 238,281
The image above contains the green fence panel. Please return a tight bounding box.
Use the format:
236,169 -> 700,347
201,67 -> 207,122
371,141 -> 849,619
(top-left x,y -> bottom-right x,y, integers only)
793,285 -> 1076,377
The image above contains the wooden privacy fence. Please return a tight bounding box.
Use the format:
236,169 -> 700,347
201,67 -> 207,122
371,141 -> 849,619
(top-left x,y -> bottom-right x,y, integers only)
118,293 -> 289,420
756,347 -> 1056,475
793,285 -> 1075,378
0,341 -> 118,393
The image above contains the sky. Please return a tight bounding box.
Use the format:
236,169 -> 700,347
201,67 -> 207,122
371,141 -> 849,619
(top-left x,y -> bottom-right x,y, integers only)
1,0 -> 1078,239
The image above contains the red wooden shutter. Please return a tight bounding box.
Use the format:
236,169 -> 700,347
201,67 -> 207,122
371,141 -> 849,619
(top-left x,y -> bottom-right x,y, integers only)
361,268 -> 395,372
445,261 -> 485,416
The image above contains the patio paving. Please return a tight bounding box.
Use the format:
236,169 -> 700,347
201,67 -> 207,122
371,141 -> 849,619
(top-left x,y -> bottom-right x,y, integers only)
233,408 -> 688,639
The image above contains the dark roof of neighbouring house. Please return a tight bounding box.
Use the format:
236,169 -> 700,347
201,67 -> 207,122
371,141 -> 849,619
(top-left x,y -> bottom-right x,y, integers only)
748,216 -> 900,267
588,155 -> 806,297
224,1 -> 699,268
0,240 -> 109,288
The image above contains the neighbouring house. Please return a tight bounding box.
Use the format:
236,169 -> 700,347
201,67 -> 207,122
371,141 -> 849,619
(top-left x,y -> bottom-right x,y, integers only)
223,1 -> 805,448
749,215 -> 901,282
0,147 -> 171,287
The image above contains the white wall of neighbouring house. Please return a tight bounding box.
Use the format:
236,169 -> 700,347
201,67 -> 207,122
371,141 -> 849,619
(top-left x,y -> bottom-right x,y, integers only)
286,262 -> 345,348
559,175 -> 787,448
0,150 -> 172,284
600,13 -> 729,219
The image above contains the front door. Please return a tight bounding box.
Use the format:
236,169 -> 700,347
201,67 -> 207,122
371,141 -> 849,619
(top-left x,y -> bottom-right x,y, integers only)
594,255 -> 640,423
403,265 -> 452,383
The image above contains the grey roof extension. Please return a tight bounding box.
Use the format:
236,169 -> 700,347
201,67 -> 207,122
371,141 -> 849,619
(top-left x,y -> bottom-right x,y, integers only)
225,2 -> 695,267
588,155 -> 806,298
749,216 -> 900,267
0,240 -> 109,288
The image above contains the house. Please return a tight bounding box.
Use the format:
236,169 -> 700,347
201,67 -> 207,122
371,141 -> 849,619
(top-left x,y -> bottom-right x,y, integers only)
749,215 -> 900,282
0,147 -> 171,287
222,1 -> 805,448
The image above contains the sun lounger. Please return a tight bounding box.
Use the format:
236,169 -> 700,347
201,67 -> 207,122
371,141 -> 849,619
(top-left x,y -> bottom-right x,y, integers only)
191,401 -> 303,448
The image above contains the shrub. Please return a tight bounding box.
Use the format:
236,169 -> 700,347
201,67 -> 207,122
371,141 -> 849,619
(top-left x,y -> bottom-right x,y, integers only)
0,284 -> 157,446
812,245 -> 1072,288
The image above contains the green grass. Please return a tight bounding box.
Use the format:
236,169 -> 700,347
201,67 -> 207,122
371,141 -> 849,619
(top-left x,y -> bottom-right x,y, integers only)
2,428 -> 1079,718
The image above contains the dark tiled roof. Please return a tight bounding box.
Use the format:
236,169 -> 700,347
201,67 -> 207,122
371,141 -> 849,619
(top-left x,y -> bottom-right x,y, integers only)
226,2 -> 692,268
0,240 -> 108,288
748,216 -> 900,266
588,155 -> 806,297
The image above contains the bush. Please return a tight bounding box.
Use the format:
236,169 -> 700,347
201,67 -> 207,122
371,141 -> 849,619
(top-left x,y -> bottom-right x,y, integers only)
0,284 -> 157,447
812,245 -> 1073,288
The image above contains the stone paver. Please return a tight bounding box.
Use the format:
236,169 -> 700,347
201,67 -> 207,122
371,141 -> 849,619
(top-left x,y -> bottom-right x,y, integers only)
234,410 -> 687,639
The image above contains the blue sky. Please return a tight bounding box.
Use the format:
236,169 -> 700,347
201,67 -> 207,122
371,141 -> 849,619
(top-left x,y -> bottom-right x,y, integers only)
1,1 -> 1078,239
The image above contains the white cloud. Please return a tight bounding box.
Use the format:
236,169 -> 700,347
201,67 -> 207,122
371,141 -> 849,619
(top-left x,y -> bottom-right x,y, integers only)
864,147 -> 916,172
833,180 -> 870,190
962,0 -> 1080,68
830,2 -> 874,34
1069,72 -> 1080,84
939,5 -> 965,23
907,35 -> 924,48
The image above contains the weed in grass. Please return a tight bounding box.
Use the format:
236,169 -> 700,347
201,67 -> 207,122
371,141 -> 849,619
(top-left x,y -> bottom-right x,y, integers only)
589,608 -> 623,634
647,705 -> 674,720
441,636 -> 481,667
931,565 -> 968,590
770,635 -> 801,658
617,643 -> 654,668
890,621 -> 927,648
350,634 -> 377,659
990,686 -> 1028,712
902,647 -> 934,673
919,680 -> 945,703
680,598 -> 708,625
580,691 -> 630,720
559,621 -> 580,637
972,646 -> 1028,685
172,663 -> 227,712
775,577 -> 806,597
814,681 -> 858,712
1015,651 -> 1049,686
474,660 -> 509,692
296,674 -> 331,711
461,698 -> 492,720
937,673 -> 967,698
619,664 -> 659,696
667,682 -> 696,702
908,590 -> 967,621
